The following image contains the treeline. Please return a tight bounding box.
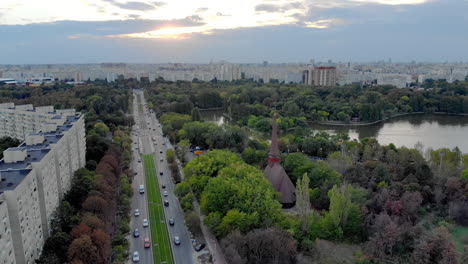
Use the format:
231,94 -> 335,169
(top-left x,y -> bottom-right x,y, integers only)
3,81 -> 139,263
37,128 -> 133,264
143,79 -> 468,126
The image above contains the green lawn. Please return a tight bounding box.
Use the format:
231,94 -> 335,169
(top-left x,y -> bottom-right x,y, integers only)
451,225 -> 468,253
143,154 -> 175,264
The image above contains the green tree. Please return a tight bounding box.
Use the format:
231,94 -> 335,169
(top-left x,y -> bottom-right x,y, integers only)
93,122 -> 110,137
296,173 -> 311,232
191,107 -> 201,121
200,162 -> 282,235
166,149 -> 175,163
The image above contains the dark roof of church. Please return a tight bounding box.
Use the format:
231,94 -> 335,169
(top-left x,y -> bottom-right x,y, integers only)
264,113 -> 296,204
264,163 -> 296,204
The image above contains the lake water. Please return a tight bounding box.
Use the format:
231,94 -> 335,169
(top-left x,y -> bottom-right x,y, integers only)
200,110 -> 468,153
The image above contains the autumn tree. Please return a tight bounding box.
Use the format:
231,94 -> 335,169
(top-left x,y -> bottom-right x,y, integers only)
411,227 -> 458,264
67,235 -> 99,264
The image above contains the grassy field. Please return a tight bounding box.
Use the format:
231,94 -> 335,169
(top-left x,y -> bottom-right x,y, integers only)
451,225 -> 468,253
143,154 -> 175,264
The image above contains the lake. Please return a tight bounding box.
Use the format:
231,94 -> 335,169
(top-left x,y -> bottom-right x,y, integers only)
200,110 -> 468,153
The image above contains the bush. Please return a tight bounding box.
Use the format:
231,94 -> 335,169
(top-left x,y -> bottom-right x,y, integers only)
181,193 -> 194,212
185,211 -> 202,236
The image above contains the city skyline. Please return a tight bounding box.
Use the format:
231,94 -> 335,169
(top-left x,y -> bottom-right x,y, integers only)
1,0 -> 467,64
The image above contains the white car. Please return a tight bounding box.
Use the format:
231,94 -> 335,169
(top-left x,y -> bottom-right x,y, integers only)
160,157 -> 163,162
143,218 -> 149,227
132,251 -> 140,262
174,236 -> 181,245
163,191 -> 168,196
134,209 -> 140,217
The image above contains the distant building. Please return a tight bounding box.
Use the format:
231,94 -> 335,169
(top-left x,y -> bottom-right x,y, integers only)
303,66 -> 337,86
264,113 -> 296,207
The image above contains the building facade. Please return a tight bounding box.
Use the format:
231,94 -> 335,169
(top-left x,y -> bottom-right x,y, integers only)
303,66 -> 337,86
0,104 -> 86,264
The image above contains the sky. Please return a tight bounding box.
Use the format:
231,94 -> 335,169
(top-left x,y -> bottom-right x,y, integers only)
0,0 -> 467,64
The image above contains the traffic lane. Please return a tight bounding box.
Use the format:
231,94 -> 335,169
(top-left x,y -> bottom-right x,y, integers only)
154,137 -> 194,264
131,95 -> 153,264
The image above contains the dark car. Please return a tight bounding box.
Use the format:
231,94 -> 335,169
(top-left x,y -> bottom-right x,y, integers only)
195,243 -> 206,252
169,218 -> 175,226
159,151 -> 163,154
164,200 -> 169,206
161,184 -> 166,189
159,172 -> 163,176
133,229 -> 140,238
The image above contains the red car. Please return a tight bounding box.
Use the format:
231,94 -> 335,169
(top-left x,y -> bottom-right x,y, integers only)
144,238 -> 151,248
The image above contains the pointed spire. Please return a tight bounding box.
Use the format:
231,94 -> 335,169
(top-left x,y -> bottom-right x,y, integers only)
268,113 -> 280,165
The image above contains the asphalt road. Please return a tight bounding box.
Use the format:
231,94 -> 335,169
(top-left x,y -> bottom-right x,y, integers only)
129,92 -> 153,264
132,89 -> 194,264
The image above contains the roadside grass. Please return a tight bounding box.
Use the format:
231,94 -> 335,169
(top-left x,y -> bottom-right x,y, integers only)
143,154 -> 175,264
451,225 -> 468,253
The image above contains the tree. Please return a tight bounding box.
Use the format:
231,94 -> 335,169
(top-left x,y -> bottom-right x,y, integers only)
185,211 -> 202,235
166,149 -> 175,163
282,101 -> 301,117
191,107 -> 201,121
82,196 -> 108,216
200,162 -> 282,235
296,173 -> 311,232
93,122 -> 110,137
67,235 -> 99,264
222,228 -> 297,264
411,227 -> 458,264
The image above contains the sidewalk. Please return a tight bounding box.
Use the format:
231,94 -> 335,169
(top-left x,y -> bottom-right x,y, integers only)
193,201 -> 227,264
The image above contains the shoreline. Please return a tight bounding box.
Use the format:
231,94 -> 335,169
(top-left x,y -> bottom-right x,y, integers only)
311,112 -> 468,127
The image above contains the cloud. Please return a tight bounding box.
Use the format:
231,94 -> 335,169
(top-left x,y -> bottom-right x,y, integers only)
102,0 -> 165,11
303,18 -> 347,29
255,2 -> 304,13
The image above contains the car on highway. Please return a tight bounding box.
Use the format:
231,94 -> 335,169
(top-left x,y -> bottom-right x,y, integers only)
169,218 -> 175,226
160,157 -> 163,162
163,191 -> 168,196
159,150 -> 163,154
133,251 -> 140,262
139,185 -> 145,194
164,200 -> 169,206
159,172 -> 163,176
144,238 -> 151,248
143,219 -> 149,227
138,159 -> 141,163
174,236 -> 181,245
134,209 -> 140,217
133,229 -> 140,238
195,243 -> 206,252
162,184 -> 166,189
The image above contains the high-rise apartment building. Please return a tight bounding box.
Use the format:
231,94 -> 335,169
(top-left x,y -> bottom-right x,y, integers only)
303,66 -> 337,86
0,104 -> 86,264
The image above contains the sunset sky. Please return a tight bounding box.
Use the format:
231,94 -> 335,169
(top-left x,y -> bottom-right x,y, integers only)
1,0 -> 467,63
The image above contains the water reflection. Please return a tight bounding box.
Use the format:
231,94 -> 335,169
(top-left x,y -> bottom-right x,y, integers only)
201,111 -> 468,153
311,114 -> 468,153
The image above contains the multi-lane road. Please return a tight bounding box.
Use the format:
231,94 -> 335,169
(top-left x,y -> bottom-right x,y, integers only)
129,89 -> 194,264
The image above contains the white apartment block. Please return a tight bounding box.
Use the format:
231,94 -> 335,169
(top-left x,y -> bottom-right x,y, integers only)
0,199 -> 15,264
0,104 -> 86,264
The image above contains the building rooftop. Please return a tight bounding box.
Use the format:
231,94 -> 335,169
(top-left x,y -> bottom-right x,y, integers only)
0,169 -> 33,193
0,108 -> 82,194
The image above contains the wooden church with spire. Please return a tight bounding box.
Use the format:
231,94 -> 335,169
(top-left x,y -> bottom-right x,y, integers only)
264,113 -> 296,208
